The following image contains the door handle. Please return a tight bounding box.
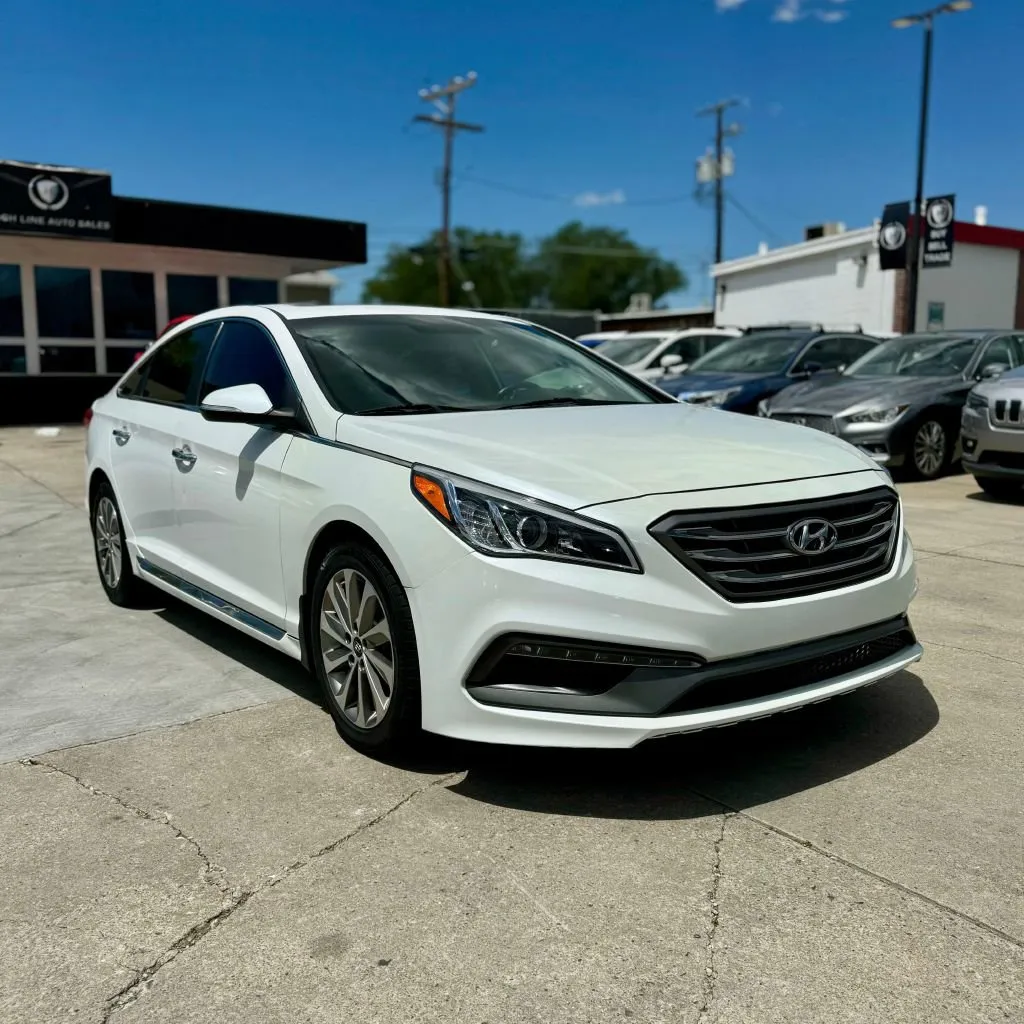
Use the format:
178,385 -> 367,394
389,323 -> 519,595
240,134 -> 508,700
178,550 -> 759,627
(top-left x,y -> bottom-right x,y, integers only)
171,446 -> 197,467
112,428 -> 131,445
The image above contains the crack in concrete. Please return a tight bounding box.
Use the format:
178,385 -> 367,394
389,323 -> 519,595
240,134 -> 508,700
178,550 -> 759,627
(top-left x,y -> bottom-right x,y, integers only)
697,812 -> 731,1023
0,508 -> 70,540
918,637 -> 1024,670
22,758 -> 232,896
0,456 -> 82,510
688,788 -> 1023,952
83,770 -> 461,1021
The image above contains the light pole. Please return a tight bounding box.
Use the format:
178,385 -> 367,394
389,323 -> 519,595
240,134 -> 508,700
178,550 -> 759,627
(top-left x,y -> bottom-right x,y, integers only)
893,0 -> 972,333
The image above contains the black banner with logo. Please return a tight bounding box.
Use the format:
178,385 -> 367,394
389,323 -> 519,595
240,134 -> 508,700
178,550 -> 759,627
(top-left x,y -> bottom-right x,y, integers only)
878,202 -> 910,271
922,194 -> 955,268
0,160 -> 113,240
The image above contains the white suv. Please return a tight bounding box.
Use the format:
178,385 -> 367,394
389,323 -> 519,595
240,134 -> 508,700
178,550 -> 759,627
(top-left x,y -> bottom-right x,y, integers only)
595,328 -> 741,381
86,305 -> 921,754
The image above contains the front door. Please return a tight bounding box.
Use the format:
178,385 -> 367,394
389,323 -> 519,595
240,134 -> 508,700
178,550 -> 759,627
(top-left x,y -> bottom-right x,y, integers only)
171,319 -> 298,629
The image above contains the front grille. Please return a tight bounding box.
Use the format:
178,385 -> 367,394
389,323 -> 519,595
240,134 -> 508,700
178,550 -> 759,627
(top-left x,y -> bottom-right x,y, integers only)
650,486 -> 900,603
663,619 -> 916,715
772,413 -> 836,434
992,397 -> 1024,429
979,449 -> 1024,470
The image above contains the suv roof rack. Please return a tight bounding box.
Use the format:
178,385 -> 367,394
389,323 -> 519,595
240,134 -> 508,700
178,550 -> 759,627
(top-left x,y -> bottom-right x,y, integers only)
741,322 -> 824,334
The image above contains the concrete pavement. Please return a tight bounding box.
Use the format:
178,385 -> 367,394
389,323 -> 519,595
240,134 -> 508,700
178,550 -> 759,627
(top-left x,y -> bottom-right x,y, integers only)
0,426 -> 1020,1023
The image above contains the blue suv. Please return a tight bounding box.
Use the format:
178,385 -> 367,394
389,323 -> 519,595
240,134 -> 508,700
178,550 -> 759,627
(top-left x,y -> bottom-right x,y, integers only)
657,329 -> 881,414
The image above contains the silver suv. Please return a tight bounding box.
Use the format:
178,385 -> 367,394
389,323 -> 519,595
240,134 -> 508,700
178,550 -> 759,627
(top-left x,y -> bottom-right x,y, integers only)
961,365 -> 1024,499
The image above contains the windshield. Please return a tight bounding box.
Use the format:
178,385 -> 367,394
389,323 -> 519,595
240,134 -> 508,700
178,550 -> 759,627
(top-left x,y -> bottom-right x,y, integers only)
686,333 -> 810,375
846,334 -> 982,377
289,314 -> 664,414
596,335 -> 669,365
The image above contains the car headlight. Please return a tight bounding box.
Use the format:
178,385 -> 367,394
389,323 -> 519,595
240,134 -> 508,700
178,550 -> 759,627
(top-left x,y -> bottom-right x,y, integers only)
965,392 -> 988,411
678,387 -> 742,407
757,398 -> 771,417
410,467 -> 641,572
845,404 -> 909,425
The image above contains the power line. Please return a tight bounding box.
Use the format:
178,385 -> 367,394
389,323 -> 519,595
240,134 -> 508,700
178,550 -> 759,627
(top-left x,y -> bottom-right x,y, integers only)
455,171 -> 694,208
414,72 -> 484,306
724,192 -> 783,247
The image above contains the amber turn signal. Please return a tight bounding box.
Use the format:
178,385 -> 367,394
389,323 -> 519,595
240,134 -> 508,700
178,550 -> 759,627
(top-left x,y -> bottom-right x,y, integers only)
412,473 -> 451,520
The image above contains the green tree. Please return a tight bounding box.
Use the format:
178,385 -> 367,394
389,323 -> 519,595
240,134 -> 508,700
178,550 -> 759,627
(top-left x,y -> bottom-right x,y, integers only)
528,221 -> 686,312
361,228 -> 534,307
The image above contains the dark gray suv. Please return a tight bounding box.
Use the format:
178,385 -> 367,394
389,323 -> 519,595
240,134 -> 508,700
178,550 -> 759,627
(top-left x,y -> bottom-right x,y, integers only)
760,331 -> 1024,479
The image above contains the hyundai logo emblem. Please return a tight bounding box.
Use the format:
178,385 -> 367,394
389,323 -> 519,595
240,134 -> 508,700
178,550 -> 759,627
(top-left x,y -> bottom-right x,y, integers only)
786,518 -> 839,555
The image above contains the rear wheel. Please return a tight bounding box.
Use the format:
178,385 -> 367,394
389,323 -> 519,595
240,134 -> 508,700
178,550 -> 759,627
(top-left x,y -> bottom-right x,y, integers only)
90,481 -> 149,607
310,542 -> 421,753
909,419 -> 951,479
975,476 -> 1022,500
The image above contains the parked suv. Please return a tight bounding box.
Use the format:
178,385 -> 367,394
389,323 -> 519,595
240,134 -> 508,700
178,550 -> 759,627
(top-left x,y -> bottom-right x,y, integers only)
961,364 -> 1024,498
86,305 -> 920,755
659,329 -> 881,413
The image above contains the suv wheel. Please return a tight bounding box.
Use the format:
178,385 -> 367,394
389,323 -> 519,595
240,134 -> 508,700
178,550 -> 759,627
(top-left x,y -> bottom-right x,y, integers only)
310,542 -> 421,753
909,419 -> 951,480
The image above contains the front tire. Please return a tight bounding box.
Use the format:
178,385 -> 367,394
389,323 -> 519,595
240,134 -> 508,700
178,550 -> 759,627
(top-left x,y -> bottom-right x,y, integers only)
975,476 -> 1022,500
908,418 -> 952,480
90,482 -> 149,607
310,542 -> 421,754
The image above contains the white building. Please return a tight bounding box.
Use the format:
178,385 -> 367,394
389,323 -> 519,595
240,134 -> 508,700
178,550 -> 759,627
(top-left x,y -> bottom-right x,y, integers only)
711,213 -> 1024,336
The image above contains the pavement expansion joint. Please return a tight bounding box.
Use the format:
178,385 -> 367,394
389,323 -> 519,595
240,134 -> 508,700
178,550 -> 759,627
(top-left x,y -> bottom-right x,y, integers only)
79,768 -> 462,1020
698,811 -> 732,1023
688,787 -> 1023,952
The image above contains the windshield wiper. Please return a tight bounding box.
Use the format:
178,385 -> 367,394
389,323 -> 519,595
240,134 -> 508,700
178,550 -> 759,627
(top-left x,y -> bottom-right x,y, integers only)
499,397 -> 637,410
356,403 -> 468,416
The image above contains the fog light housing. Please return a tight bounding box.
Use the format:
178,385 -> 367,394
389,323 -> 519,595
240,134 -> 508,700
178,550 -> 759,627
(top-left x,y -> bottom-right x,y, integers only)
962,434 -> 977,454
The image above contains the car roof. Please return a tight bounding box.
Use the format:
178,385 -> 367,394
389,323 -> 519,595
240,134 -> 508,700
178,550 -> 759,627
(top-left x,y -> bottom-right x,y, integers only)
264,303 -> 530,323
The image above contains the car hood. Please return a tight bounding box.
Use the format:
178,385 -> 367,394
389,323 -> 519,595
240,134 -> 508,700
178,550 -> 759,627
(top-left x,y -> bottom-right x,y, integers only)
335,403 -> 880,510
770,374 -> 963,414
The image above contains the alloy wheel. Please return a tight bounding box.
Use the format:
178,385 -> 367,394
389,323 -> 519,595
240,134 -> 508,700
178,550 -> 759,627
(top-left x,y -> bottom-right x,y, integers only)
319,568 -> 394,730
94,497 -> 123,589
913,421 -> 946,478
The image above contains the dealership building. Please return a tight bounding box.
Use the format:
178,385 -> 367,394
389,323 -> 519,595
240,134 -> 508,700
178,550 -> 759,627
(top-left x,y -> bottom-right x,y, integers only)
711,210 -> 1024,336
0,159 -> 366,423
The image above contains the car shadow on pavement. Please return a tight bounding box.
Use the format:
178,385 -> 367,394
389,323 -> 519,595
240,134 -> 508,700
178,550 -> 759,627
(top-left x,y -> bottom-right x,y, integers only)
436,672 -> 938,821
965,488 -> 1024,506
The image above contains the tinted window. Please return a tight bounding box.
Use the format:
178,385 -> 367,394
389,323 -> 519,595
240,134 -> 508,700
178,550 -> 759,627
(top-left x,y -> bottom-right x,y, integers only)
795,336 -> 872,372
200,320 -> 291,407
118,360 -> 147,396
35,267 -> 94,338
978,336 -> 1022,370
140,323 -> 219,405
106,346 -> 147,374
40,345 -> 96,373
290,314 -> 660,414
597,335 -> 667,366
0,344 -> 26,372
168,274 -> 219,320
101,270 -> 156,340
687,333 -> 812,374
228,278 -> 278,305
0,265 -> 24,337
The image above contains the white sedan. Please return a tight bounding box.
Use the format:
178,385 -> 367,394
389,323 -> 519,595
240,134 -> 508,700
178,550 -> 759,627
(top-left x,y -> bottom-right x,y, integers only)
595,327 -> 741,381
86,305 -> 922,754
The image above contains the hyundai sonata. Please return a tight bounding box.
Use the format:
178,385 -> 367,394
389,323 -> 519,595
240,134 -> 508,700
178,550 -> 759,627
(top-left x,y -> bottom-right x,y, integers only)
86,305 -> 921,753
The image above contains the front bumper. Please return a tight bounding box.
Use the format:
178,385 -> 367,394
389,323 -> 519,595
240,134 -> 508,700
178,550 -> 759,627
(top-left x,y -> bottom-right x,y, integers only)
766,412 -> 906,467
407,470 -> 919,747
962,405 -> 1024,478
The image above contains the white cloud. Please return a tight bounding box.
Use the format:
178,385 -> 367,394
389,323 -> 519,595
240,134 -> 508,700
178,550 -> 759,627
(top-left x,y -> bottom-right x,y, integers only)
772,0 -> 851,22
714,0 -> 749,10
573,189 -> 626,208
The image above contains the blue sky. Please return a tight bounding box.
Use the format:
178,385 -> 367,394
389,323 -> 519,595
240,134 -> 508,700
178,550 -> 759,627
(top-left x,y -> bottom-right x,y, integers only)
2,0 -> 1020,307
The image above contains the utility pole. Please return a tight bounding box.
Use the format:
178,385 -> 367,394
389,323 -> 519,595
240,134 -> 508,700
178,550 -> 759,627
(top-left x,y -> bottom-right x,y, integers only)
892,1 -> 972,332
414,72 -> 484,307
696,99 -> 742,266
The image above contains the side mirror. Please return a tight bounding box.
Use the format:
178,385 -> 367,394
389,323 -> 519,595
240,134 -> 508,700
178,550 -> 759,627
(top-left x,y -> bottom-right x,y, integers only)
660,353 -> 684,369
800,361 -> 824,377
978,362 -> 1009,381
200,384 -> 295,425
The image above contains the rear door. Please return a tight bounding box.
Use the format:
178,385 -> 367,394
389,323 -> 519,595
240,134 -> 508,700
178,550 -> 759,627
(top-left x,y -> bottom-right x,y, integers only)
171,318 -> 299,628
106,323 -> 219,569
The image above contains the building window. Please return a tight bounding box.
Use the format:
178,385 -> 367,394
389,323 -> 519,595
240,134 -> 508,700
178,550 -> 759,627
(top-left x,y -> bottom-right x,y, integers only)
35,267 -> 94,338
102,270 -> 156,340
40,345 -> 97,373
168,274 -> 219,320
0,265 -> 24,337
106,346 -> 147,374
228,277 -> 279,305
0,344 -> 27,373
